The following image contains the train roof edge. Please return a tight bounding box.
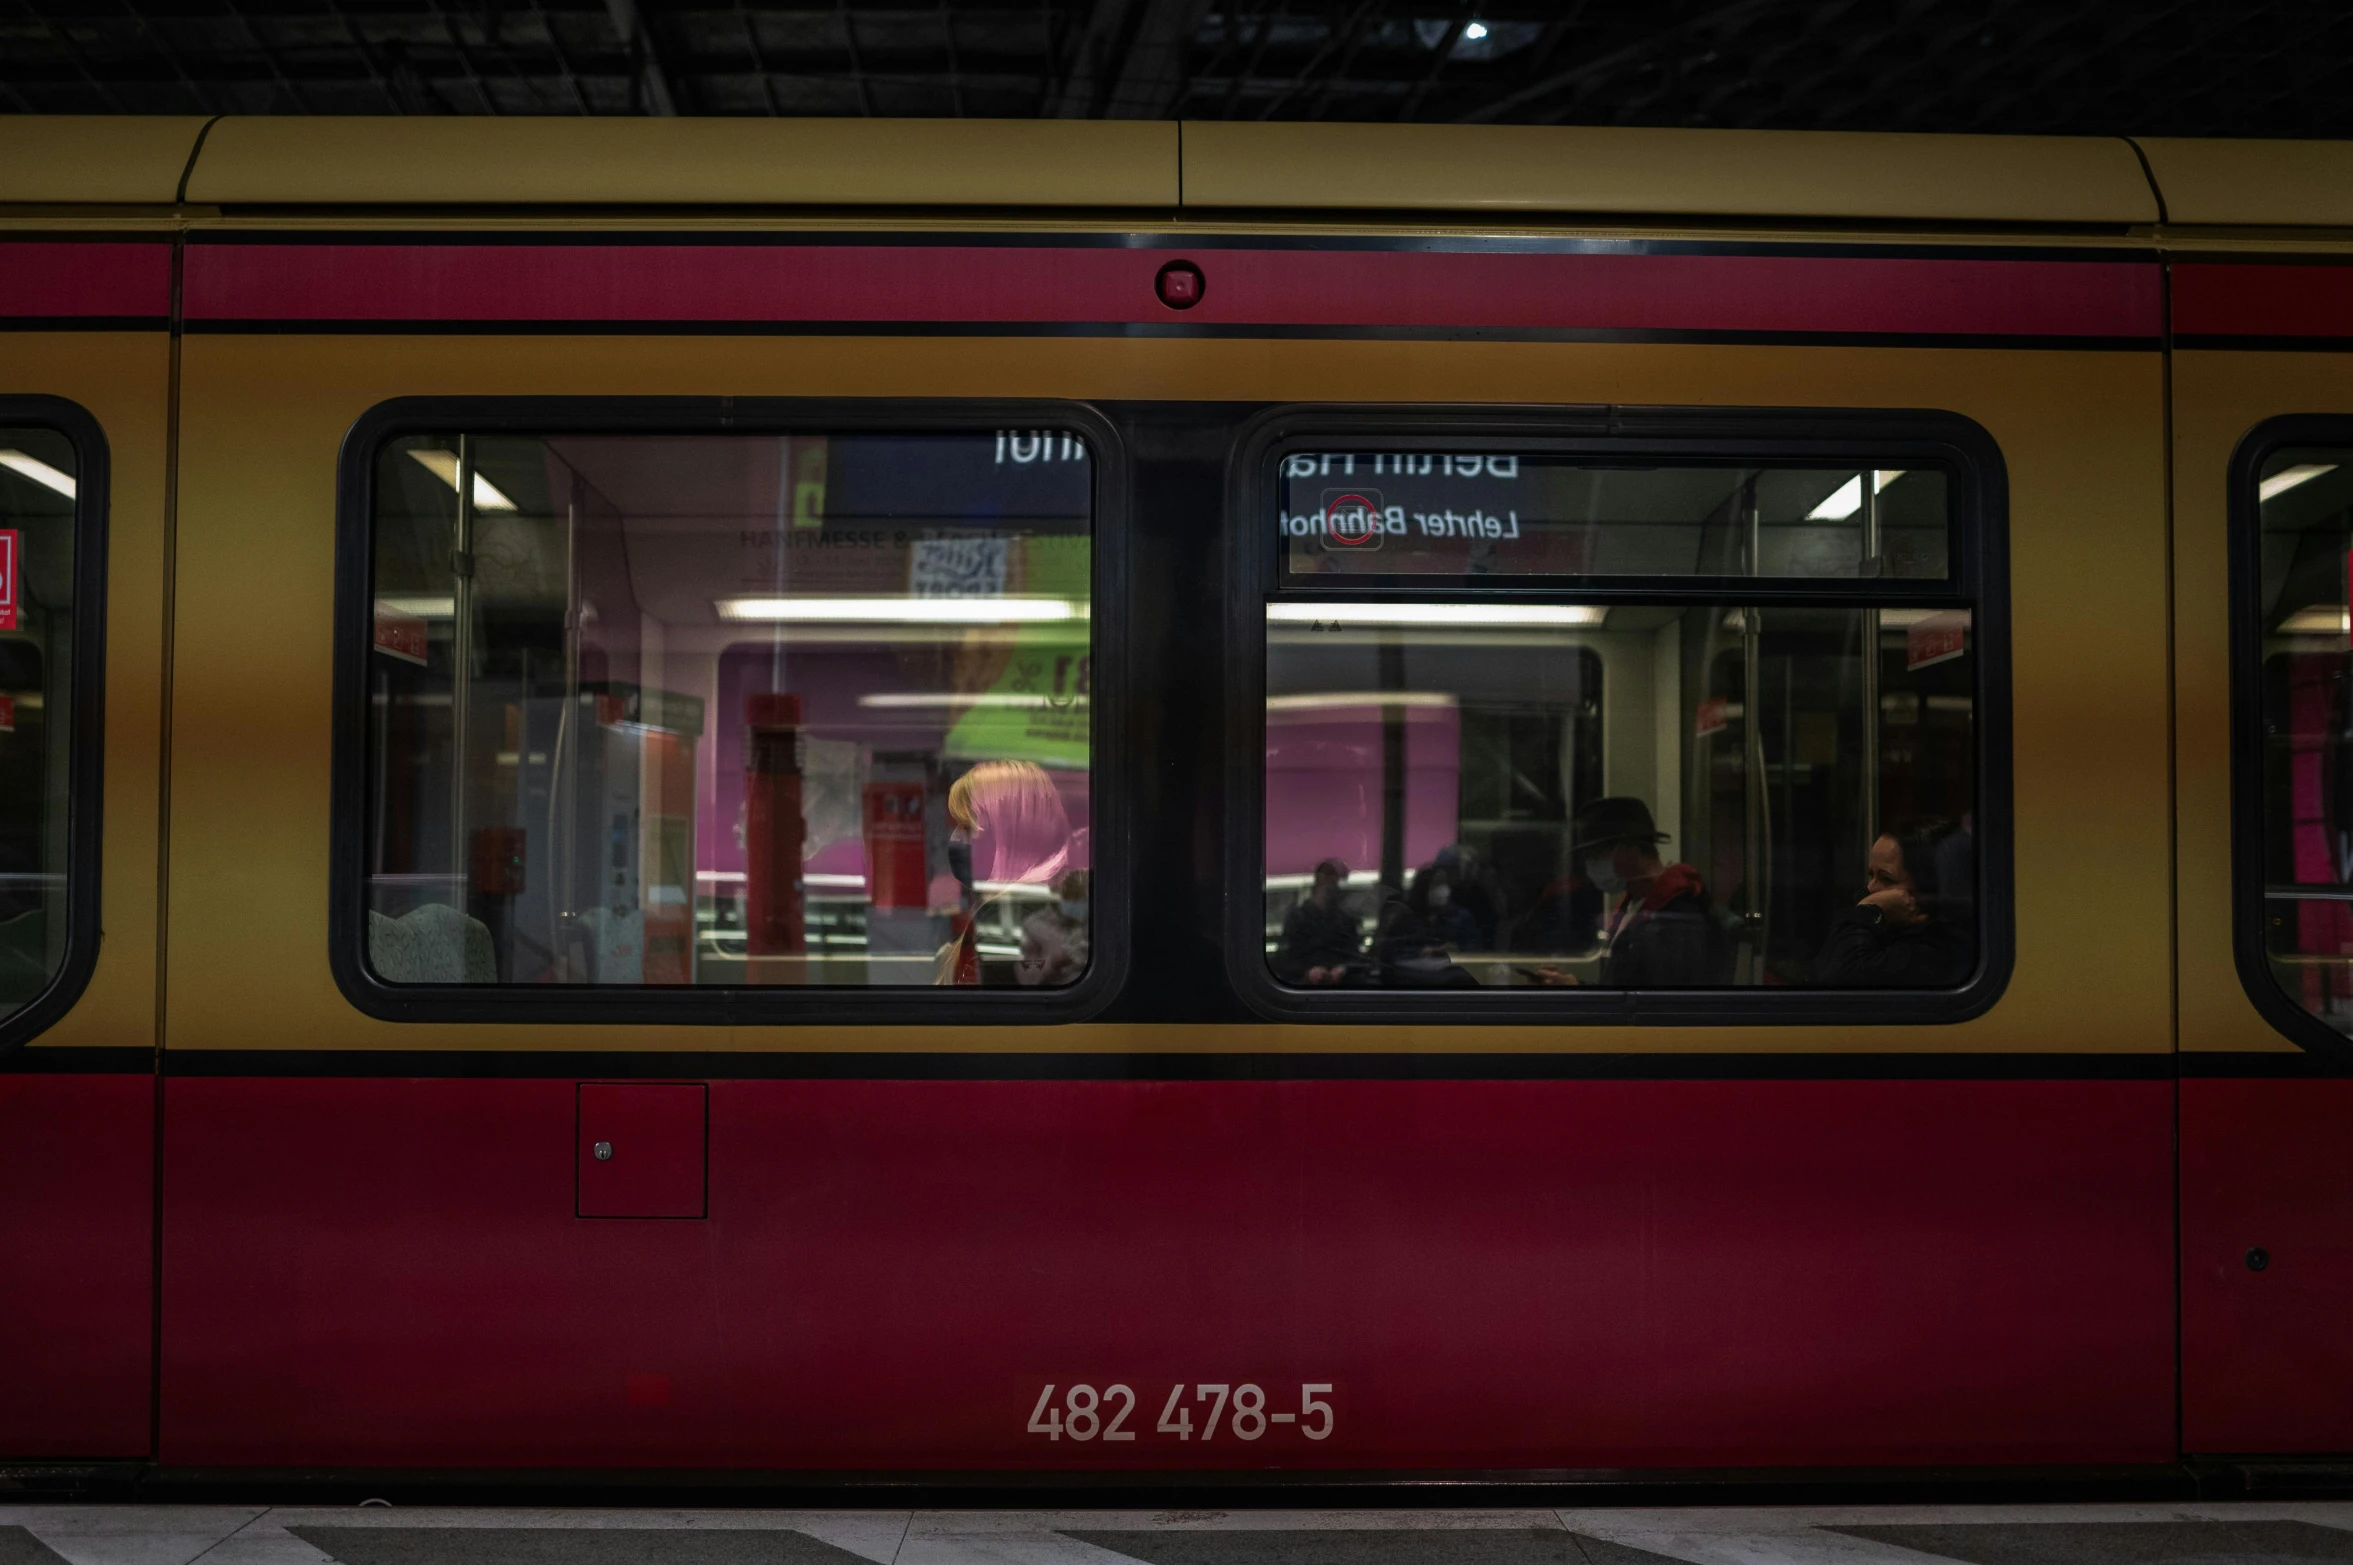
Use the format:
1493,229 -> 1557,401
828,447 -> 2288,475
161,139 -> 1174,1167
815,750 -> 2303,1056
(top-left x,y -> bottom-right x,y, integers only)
0,114 -> 2347,229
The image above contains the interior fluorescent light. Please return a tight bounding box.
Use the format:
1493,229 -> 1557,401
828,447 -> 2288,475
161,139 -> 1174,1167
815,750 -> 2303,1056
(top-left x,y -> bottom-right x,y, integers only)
1266,692 -> 1460,711
376,595 -> 456,618
1876,607 -> 1970,628
2263,464 -> 2340,502
1803,471 -> 1906,523
859,692 -> 1088,709
0,450 -> 74,500
717,597 -> 1085,624
407,449 -> 518,512
2280,606 -> 2352,635
1266,602 -> 1606,628
1808,476 -> 1863,521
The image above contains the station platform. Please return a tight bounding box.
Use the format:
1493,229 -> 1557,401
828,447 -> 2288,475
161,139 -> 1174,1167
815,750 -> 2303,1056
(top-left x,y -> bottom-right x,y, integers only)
4,1503 -> 2353,1565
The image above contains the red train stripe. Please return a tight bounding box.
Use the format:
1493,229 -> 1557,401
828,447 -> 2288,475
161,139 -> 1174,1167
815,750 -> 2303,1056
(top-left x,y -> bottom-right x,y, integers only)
0,242 -> 172,320
2175,262 -> 2353,339
161,1076 -> 2174,1469
183,243 -> 2160,338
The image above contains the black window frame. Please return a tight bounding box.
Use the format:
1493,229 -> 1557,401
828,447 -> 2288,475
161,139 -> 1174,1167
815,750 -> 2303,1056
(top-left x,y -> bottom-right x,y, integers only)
0,395 -> 107,1055
2228,412 -> 2353,1068
1223,403 -> 2014,1027
330,396 -> 1129,1027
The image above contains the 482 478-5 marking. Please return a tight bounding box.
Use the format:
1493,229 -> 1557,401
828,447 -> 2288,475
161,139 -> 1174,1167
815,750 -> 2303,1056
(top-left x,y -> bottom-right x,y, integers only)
1026,1382 -> 1333,1442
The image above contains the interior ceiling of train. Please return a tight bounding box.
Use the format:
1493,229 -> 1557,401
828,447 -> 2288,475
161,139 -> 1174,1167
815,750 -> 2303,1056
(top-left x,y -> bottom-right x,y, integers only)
0,0 -> 2345,136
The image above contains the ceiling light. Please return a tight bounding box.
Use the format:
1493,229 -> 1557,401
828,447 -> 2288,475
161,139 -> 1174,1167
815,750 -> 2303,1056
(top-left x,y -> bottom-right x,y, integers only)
1462,19 -> 1489,39
408,449 -> 518,512
2280,606 -> 2351,635
0,450 -> 74,500
1876,607 -> 1970,627
1266,602 -> 1606,628
859,692 -> 1088,709
1808,476 -> 1863,521
716,596 -> 1085,624
375,595 -> 455,618
1267,692 -> 1460,711
2262,463 -> 2340,502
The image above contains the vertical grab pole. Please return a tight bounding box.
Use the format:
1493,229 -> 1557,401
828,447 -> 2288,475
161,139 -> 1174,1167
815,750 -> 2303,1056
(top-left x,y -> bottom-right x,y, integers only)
449,436 -> 476,904
1742,478 -> 1769,974
1378,638 -> 1407,894
1860,470 -> 1882,862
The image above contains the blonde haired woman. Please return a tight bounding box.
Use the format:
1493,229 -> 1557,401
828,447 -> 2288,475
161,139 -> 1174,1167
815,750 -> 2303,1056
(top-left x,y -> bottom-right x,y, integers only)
935,759 -> 1074,985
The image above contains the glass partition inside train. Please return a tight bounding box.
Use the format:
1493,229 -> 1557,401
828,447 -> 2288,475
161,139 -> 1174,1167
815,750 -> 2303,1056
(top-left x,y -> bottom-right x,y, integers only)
2251,446 -> 2353,1035
1263,454 -> 1979,992
362,428 -> 1093,990
0,429 -> 77,1017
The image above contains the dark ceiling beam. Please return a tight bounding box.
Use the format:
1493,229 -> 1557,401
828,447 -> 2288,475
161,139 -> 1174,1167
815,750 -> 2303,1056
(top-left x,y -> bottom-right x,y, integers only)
1047,0 -> 1211,117
1251,0 -> 1381,121
604,0 -> 675,114
529,0 -> 598,115
117,2 -> 219,117
835,0 -> 875,114
1459,0 -> 1786,123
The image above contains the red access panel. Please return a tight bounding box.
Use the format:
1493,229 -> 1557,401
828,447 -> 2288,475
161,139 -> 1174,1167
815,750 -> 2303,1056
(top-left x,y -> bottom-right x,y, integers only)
578,1082 -> 707,1219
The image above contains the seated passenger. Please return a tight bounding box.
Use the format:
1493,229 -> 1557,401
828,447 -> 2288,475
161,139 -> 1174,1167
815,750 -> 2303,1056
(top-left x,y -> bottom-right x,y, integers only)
1814,819 -> 1976,988
1373,862 -> 1483,988
1017,870 -> 1090,988
1431,843 -> 1503,949
1570,797 -> 1729,987
1274,857 -> 1364,987
1511,869 -> 1603,956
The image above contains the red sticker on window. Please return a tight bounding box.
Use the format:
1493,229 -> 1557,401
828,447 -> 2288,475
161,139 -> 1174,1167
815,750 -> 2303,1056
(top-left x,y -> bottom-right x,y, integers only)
372,600 -> 427,665
0,529 -> 21,633
1906,611 -> 1969,670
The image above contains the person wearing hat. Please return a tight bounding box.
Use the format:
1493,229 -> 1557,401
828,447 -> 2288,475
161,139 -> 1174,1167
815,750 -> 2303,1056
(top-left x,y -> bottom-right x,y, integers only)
1557,796 -> 1728,987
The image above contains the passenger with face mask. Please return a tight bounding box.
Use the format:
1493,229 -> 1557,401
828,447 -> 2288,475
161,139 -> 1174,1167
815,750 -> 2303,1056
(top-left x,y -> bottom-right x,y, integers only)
936,759 -> 1074,986
1557,797 -> 1729,988
1373,861 -> 1485,988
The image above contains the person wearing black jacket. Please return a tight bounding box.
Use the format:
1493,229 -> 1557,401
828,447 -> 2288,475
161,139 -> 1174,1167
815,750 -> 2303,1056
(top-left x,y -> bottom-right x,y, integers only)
1274,858 -> 1365,986
1534,797 -> 1731,987
1815,820 -> 1976,987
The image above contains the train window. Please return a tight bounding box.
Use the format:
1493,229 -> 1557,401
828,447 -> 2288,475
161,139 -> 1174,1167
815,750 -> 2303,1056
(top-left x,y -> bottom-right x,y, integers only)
0,406 -> 102,1045
1280,455 -> 1950,583
2241,432 -> 2353,1049
1238,417 -> 2009,1023
343,411 -> 1113,1018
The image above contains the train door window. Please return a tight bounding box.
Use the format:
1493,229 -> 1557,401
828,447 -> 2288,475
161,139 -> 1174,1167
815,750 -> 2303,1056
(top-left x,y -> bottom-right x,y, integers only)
338,405 -> 1118,1022
2235,425 -> 2353,1053
1235,414 -> 2008,1023
0,405 -> 102,1044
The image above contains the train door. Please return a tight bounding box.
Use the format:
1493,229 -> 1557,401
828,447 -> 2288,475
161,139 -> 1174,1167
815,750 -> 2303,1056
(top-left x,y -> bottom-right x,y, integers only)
2163,140 -> 2353,1455
0,119 -> 194,1458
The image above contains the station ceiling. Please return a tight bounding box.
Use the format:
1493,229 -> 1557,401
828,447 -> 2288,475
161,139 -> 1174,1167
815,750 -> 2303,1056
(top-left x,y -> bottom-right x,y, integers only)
2,0 -> 2346,138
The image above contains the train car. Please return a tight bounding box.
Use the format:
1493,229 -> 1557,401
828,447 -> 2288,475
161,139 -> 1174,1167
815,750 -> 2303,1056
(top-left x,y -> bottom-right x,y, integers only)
0,113 -> 2350,1488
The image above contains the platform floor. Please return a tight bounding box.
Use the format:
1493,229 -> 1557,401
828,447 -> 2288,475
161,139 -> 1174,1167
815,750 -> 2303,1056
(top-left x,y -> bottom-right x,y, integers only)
6,1504 -> 2353,1565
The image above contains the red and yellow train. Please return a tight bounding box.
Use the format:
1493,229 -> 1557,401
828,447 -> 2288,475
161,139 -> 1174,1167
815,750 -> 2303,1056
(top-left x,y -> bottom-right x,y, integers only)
2,114 -> 2352,1485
